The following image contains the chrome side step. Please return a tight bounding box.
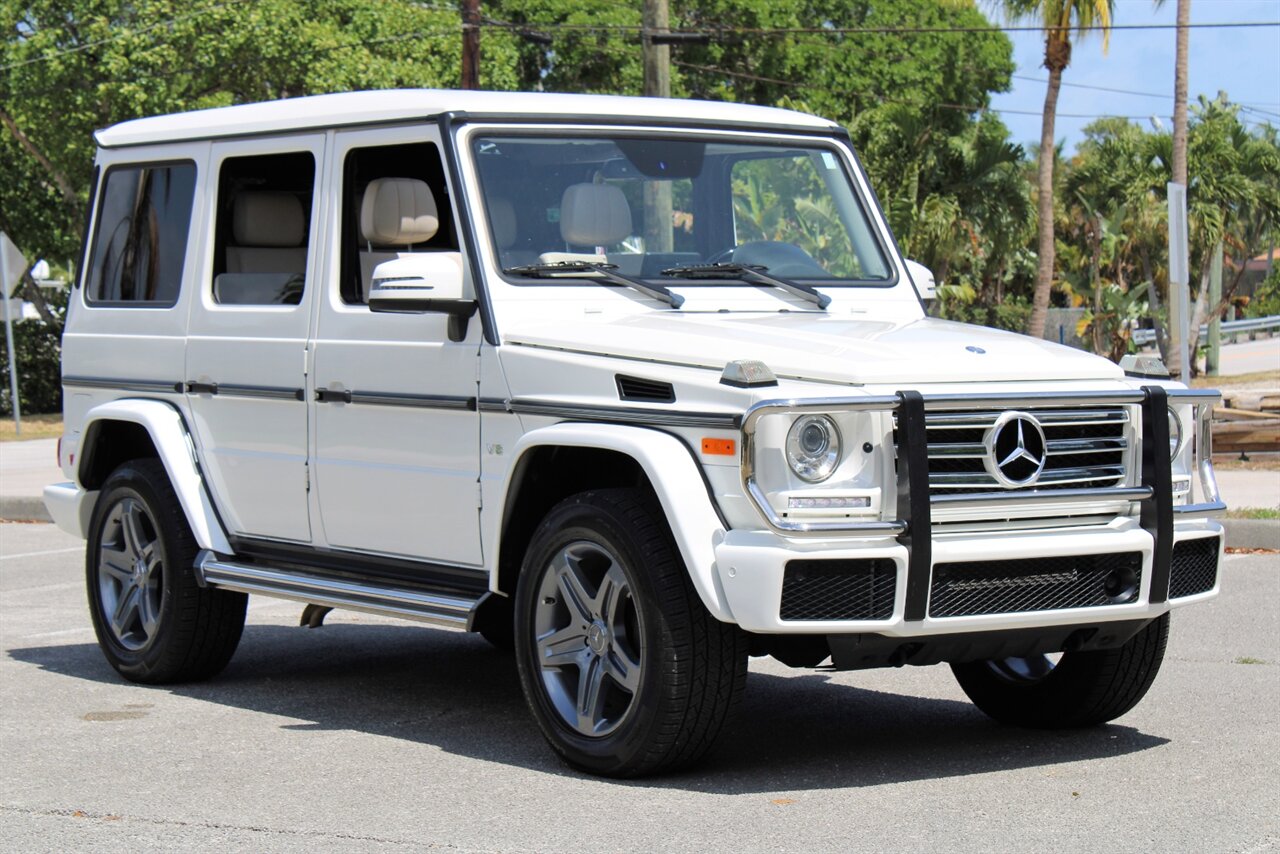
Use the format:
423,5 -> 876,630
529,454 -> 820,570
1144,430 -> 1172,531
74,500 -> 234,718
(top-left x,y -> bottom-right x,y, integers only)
196,552 -> 484,629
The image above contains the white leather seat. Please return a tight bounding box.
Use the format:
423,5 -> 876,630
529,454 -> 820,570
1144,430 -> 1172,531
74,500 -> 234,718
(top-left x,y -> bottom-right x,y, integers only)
538,182 -> 632,265
358,177 -> 441,300
226,192 -> 308,275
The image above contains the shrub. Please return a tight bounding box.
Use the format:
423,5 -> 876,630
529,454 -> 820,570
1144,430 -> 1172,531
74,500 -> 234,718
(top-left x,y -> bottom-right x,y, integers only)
0,291 -> 65,416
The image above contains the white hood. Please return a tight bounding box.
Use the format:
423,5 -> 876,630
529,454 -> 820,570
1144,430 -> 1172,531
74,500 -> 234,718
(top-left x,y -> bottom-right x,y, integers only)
504,313 -> 1123,385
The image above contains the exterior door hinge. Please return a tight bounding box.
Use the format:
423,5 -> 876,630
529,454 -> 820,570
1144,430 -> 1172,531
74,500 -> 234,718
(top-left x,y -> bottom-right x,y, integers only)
304,462 -> 311,492
476,481 -> 483,509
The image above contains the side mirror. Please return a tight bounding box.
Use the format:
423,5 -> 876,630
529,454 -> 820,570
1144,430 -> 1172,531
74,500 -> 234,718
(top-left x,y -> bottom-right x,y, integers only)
903,259 -> 937,302
368,254 -> 477,341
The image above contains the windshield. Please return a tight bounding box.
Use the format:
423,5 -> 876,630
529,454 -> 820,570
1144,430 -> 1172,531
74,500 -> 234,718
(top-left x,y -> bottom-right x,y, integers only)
471,134 -> 893,285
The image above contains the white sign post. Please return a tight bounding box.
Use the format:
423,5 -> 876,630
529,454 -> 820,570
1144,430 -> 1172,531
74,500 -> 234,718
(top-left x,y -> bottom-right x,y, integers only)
0,232 -> 27,436
1167,183 -> 1191,383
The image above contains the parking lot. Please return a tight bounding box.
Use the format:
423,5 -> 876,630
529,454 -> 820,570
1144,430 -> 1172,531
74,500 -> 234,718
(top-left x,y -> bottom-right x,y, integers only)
1,520 -> 1276,853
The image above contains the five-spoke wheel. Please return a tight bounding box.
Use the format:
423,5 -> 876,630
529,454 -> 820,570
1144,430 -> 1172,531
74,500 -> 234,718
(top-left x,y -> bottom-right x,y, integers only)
96,497 -> 165,651
514,488 -> 748,778
532,541 -> 643,737
86,459 -> 246,684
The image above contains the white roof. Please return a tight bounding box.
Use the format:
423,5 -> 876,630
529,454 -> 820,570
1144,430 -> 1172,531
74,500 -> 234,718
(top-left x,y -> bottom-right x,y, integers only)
95,89 -> 839,148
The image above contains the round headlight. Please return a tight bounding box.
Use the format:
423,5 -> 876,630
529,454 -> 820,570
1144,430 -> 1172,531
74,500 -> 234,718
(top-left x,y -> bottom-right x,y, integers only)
1167,406 -> 1184,459
786,415 -> 842,482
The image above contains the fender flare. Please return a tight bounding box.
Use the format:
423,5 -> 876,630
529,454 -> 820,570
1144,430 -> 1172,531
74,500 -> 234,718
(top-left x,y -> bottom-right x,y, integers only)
493,423 -> 735,623
79,399 -> 233,554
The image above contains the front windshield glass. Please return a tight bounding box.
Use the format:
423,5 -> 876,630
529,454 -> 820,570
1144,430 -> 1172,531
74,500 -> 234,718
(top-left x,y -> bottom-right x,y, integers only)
470,134 -> 893,284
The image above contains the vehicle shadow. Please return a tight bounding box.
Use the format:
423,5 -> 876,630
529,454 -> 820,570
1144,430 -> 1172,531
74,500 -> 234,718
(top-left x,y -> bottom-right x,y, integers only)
7,621 -> 1170,792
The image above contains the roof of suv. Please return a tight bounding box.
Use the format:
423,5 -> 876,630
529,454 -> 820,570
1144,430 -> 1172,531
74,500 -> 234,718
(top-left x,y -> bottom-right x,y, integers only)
95,89 -> 841,148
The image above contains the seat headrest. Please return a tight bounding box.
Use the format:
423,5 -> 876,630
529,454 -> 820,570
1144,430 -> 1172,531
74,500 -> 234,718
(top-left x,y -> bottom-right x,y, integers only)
233,192 -> 306,247
488,197 -> 517,249
361,178 -> 440,246
560,183 -> 632,247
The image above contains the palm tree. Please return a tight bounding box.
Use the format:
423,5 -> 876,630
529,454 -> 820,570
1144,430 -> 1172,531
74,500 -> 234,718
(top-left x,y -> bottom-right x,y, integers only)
1000,0 -> 1117,339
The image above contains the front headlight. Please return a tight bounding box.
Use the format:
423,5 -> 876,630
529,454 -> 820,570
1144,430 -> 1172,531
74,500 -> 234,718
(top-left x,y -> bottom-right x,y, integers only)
786,415 -> 841,482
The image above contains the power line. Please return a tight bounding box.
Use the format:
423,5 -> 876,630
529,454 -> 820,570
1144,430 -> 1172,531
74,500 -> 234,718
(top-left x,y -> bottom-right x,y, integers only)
481,19 -> 1279,36
1012,74 -> 1280,109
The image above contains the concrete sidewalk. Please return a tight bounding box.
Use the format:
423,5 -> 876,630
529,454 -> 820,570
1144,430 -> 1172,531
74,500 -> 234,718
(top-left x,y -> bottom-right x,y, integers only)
1,435 -> 1276,547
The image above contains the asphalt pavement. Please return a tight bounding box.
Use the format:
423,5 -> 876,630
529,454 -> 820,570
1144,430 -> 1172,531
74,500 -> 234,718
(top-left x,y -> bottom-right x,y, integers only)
0,521 -> 1276,853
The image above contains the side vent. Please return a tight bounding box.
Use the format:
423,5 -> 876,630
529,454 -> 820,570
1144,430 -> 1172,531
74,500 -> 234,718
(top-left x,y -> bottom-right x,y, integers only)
616,374 -> 676,404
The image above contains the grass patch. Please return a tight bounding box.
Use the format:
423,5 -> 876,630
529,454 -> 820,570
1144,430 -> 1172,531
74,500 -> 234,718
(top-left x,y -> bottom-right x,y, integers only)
1211,454 -> 1280,472
0,413 -> 62,442
1225,507 -> 1280,520
1234,657 -> 1268,665
1193,369 -> 1280,389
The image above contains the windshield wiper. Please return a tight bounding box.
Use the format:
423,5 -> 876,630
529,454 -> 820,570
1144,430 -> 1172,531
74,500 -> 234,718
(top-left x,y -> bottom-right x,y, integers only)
504,261 -> 684,308
660,263 -> 831,309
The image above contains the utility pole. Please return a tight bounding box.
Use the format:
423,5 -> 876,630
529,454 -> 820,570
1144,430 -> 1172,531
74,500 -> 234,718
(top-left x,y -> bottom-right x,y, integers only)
461,0 -> 480,90
1168,0 -> 1191,381
641,0 -> 674,253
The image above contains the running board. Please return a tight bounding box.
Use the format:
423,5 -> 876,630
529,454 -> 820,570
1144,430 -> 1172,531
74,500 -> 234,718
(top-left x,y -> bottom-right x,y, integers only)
196,552 -> 484,629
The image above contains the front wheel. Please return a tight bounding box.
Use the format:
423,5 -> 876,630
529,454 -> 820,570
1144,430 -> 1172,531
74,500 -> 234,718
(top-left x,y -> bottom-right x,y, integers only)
951,613 -> 1170,728
514,488 -> 747,777
86,459 -> 247,684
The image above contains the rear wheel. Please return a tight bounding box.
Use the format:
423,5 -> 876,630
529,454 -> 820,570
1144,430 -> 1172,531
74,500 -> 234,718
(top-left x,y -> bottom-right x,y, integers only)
86,459 -> 247,684
951,613 -> 1170,728
514,488 -> 747,777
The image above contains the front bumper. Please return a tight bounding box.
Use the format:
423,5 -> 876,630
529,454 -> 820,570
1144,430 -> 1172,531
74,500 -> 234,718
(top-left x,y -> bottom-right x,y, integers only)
714,517 -> 1224,634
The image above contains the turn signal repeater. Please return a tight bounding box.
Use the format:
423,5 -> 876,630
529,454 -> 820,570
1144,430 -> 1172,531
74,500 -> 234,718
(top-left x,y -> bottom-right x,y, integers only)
701,438 -> 736,456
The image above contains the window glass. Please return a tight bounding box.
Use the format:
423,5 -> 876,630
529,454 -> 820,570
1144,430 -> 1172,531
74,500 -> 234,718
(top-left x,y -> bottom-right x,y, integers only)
86,163 -> 196,305
211,151 -> 315,306
471,135 -> 892,284
339,142 -> 455,305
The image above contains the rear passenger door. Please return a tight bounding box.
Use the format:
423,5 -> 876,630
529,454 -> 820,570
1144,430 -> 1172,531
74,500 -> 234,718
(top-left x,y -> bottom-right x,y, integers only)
308,126 -> 483,566
185,135 -> 326,544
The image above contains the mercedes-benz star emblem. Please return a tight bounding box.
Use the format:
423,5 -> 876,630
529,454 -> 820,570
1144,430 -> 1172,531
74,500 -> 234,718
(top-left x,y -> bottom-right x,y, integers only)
983,411 -> 1047,488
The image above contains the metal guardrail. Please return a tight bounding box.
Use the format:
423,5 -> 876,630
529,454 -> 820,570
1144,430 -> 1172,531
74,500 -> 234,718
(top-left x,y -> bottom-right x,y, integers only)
1132,315 -> 1280,347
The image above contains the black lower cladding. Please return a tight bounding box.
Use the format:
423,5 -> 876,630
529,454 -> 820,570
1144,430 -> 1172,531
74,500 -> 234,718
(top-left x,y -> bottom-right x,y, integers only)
1168,536 -> 1219,598
780,559 -> 896,621
929,551 -> 1143,618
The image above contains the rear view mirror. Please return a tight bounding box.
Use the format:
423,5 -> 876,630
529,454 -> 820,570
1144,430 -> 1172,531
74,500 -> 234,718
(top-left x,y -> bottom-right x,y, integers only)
904,259 -> 937,302
369,254 -> 476,341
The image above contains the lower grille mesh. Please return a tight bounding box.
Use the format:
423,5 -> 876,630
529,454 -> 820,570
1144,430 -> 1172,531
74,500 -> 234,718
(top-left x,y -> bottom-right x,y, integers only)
930,552 -> 1142,617
1169,537 -> 1219,598
781,559 -> 896,621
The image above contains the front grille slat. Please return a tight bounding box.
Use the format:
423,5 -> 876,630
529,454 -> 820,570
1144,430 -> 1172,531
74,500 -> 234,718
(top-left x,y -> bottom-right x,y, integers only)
930,552 -> 1143,617
898,404 -> 1135,501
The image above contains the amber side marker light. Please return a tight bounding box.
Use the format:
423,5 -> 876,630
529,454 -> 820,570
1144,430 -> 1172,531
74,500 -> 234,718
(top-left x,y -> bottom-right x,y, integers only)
702,438 -> 736,456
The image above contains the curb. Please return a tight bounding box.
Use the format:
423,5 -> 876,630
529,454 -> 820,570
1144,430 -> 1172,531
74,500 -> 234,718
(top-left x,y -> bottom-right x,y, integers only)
0,496 -> 51,523
1223,518 -> 1280,550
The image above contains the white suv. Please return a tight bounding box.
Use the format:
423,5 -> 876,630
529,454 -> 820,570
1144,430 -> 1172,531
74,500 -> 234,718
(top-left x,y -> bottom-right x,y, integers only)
46,89 -> 1225,777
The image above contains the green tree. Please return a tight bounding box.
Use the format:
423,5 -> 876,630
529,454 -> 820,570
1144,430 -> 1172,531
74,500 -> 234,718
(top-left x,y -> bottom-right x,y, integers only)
989,0 -> 1116,341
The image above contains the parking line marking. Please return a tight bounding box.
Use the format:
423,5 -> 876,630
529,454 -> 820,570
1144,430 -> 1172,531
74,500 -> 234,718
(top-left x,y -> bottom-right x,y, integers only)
0,546 -> 84,561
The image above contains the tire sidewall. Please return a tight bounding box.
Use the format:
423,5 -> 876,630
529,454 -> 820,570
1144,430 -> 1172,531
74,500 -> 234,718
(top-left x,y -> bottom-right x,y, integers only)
514,495 -> 677,775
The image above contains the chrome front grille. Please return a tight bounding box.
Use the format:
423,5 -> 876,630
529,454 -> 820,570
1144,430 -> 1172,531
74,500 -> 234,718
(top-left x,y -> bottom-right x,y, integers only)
898,407 -> 1132,495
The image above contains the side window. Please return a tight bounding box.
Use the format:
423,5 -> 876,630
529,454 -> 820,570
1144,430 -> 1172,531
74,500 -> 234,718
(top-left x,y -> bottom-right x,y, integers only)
85,162 -> 196,305
339,142 -> 456,305
211,151 -> 315,306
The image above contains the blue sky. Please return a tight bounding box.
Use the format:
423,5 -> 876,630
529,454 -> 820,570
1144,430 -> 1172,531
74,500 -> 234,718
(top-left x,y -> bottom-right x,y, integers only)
987,0 -> 1280,155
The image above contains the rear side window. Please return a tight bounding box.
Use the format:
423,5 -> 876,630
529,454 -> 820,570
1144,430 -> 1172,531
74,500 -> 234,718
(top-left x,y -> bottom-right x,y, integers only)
86,162 -> 196,306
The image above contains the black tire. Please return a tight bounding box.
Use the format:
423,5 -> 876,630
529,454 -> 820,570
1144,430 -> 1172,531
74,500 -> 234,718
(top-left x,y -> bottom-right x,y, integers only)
951,613 -> 1170,728
514,488 -> 748,777
86,459 -> 247,684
